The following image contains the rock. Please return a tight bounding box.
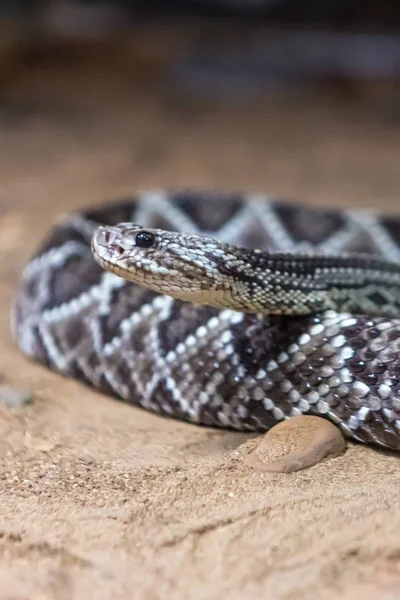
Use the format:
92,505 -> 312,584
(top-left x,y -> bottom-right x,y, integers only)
0,385 -> 33,409
243,415 -> 346,473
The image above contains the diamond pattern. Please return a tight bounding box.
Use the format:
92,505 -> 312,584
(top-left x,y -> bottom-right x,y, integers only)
12,190 -> 400,451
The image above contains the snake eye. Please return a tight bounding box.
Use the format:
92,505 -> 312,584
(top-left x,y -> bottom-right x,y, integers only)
135,230 -> 155,249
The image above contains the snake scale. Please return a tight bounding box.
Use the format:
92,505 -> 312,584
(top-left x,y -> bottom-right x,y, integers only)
12,191 -> 400,451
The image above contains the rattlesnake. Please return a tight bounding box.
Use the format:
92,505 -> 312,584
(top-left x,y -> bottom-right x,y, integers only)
12,191 -> 400,451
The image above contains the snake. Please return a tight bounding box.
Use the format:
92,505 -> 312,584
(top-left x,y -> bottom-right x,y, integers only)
12,190 -> 400,451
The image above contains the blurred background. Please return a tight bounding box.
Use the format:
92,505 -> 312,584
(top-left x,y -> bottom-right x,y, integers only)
0,0 -> 400,231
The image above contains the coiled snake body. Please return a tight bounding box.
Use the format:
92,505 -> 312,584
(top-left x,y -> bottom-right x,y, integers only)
12,191 -> 400,451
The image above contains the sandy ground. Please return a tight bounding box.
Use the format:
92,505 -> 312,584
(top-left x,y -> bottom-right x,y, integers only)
1,48 -> 400,599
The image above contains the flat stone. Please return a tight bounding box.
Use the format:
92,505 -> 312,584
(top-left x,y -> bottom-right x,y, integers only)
243,415 -> 346,473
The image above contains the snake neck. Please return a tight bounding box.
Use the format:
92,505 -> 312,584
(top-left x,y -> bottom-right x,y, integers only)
213,248 -> 400,316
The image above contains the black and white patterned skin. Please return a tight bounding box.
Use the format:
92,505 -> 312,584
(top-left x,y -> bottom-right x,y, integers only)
12,191 -> 400,451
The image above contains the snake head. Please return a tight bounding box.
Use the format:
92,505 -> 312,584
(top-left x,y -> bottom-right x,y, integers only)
91,223 -> 237,306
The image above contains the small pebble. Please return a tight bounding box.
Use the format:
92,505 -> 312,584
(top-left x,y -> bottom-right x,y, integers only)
243,415 -> 346,474
0,385 -> 33,409
24,433 -> 57,453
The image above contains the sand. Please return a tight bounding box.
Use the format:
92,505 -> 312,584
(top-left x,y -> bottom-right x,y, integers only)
1,49 -> 400,599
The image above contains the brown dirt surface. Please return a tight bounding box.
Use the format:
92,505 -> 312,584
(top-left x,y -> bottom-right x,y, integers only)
1,42 -> 400,599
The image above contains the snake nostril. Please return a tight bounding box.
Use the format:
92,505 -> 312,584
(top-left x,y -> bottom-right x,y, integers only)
101,228 -> 118,245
